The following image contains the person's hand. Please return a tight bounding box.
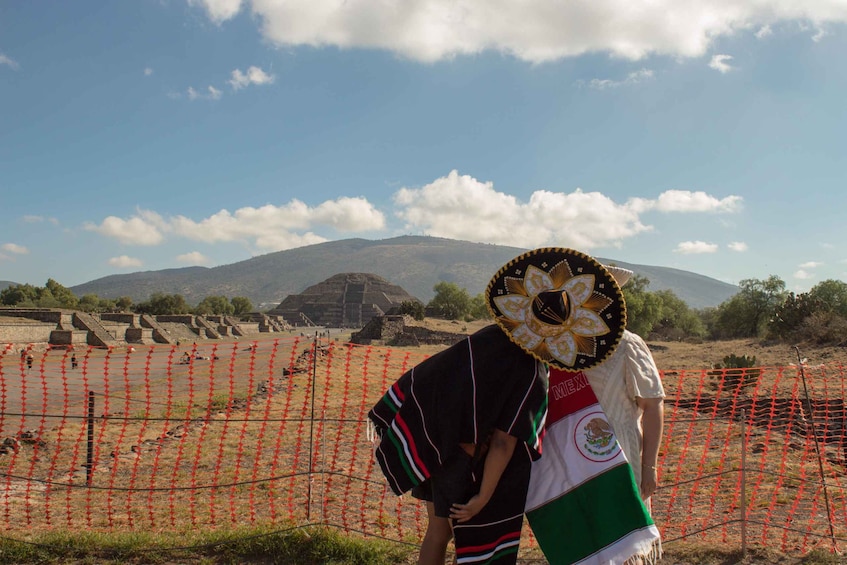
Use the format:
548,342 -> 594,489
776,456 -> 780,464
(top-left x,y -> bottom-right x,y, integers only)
641,465 -> 658,500
449,495 -> 487,523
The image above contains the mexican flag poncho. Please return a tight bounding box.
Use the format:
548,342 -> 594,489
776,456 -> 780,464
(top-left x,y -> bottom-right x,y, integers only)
525,369 -> 662,565
368,325 -> 549,564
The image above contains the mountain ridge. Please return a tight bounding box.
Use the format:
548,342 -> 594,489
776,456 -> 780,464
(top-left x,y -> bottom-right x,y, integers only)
69,236 -> 739,309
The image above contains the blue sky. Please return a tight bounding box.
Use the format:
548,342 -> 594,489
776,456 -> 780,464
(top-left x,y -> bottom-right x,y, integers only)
1,1 -> 845,295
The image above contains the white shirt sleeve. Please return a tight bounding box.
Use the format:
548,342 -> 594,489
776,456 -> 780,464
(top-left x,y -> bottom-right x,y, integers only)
623,331 -> 665,400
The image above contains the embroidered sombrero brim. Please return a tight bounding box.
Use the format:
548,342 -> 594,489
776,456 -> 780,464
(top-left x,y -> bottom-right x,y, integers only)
486,247 -> 626,370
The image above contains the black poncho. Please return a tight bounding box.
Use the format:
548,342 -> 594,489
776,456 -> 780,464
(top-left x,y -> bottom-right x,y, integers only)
369,324 -> 548,564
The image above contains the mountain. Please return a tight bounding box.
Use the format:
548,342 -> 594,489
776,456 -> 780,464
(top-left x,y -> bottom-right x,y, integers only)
69,236 -> 738,309
0,281 -> 18,291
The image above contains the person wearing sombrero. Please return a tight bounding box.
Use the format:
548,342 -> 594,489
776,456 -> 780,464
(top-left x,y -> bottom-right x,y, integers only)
583,266 -> 666,515
369,247 -> 637,565
521,262 -> 663,565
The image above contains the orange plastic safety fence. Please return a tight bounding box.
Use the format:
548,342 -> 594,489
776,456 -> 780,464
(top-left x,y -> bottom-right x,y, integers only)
1,340 -> 845,558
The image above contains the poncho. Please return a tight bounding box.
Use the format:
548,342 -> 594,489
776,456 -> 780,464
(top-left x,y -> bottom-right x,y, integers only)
368,324 -> 548,564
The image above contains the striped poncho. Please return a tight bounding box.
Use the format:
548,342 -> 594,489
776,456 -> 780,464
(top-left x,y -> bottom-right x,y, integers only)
368,324 -> 548,564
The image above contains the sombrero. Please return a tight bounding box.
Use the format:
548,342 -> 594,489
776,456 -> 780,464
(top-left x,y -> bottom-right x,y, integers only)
486,247 -> 626,370
603,265 -> 633,288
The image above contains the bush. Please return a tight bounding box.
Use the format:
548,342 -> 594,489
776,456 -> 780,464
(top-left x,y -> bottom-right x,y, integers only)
799,311 -> 847,345
709,353 -> 761,392
396,300 -> 425,321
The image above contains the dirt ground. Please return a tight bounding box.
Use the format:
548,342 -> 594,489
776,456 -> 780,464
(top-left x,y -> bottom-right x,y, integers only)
402,317 -> 847,371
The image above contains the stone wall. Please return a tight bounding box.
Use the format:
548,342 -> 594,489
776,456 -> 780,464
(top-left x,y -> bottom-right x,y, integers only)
2,310 -> 283,347
350,315 -> 465,346
101,313 -> 139,326
0,309 -> 64,324
49,330 -> 90,346
0,323 -> 55,345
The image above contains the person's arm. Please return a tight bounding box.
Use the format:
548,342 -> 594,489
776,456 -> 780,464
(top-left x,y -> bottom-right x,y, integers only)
637,396 -> 664,499
449,428 -> 517,523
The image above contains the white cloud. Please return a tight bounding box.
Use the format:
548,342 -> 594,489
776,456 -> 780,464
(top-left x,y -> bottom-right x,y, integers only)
171,196 -> 385,249
1,243 -> 29,255
144,67 -> 154,76
229,66 -> 275,90
190,0 -> 847,63
728,241 -> 748,252
583,68 -> 653,90
674,241 -> 719,254
187,85 -> 222,101
176,251 -> 211,265
84,210 -> 167,245
189,0 -> 243,23
799,261 -> 822,268
793,269 -> 814,280
755,25 -> 773,39
630,189 -> 742,213
709,54 -> 735,73
108,255 -> 143,268
22,215 -> 59,225
88,198 -> 384,252
393,170 -> 652,250
0,53 -> 19,70
81,175 -> 745,257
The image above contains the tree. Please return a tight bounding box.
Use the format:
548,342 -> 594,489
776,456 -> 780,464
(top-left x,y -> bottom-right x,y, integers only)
397,300 -> 426,320
133,293 -> 190,315
0,280 -> 79,309
808,279 -> 847,318
711,276 -> 786,338
0,283 -> 39,306
115,296 -> 133,312
44,278 -> 79,309
651,289 -> 706,340
78,294 -> 102,313
230,296 -> 253,316
768,291 -> 821,340
427,282 -> 471,320
194,296 -> 235,316
467,293 -> 490,321
621,274 -> 663,338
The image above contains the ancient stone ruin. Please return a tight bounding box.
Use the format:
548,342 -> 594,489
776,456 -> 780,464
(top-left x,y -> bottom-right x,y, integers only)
350,314 -> 472,347
266,273 -> 419,328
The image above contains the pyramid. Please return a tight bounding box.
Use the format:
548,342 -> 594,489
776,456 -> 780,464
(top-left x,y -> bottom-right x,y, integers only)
266,273 -> 419,328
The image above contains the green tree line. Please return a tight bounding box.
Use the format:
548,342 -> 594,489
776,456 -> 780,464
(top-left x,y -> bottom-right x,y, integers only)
4,275 -> 847,344
418,274 -> 847,344
0,281 -> 253,318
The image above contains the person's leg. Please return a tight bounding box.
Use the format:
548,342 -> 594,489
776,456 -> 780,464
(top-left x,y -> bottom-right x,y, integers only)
418,501 -> 453,565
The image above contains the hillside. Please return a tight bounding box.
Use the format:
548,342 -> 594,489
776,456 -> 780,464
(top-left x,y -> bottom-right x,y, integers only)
69,236 -> 739,309
0,281 -> 17,291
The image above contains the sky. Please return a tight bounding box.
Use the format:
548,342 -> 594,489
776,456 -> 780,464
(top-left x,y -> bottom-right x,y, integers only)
1,1 -> 846,295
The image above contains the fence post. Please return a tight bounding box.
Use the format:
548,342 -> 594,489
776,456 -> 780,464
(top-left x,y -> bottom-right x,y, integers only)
740,408 -> 747,558
86,391 -> 95,486
307,332 -> 318,521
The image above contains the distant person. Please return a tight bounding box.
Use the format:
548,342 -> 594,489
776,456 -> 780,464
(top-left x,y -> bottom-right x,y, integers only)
26,353 -> 33,371
70,354 -> 78,370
